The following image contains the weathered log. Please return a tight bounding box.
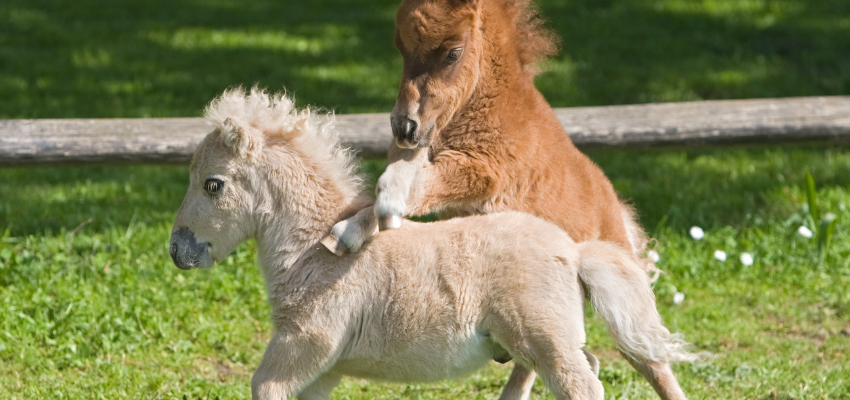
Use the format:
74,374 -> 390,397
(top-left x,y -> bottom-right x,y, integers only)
1,96 -> 849,167
560,96 -> 850,150
0,114 -> 395,166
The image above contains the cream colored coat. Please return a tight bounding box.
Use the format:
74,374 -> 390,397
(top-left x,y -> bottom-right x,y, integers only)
169,88 -> 694,400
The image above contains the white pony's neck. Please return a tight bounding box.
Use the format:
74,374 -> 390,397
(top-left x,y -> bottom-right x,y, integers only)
252,146 -> 365,281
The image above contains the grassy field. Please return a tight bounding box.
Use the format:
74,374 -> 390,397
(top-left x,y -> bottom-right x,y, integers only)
2,0 -> 850,399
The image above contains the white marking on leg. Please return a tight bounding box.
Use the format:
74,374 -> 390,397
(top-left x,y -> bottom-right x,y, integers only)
326,206 -> 378,253
374,148 -> 429,225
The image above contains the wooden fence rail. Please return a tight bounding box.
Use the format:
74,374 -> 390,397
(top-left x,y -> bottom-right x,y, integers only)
2,96 -> 850,167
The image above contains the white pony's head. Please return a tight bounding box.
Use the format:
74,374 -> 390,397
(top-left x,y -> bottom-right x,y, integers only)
169,87 -> 361,269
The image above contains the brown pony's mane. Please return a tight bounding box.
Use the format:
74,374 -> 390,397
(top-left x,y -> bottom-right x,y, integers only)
500,0 -> 560,74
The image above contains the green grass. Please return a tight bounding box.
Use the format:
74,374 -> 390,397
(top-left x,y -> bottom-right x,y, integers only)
3,151 -> 849,399
2,0 -> 850,398
2,0 -> 848,117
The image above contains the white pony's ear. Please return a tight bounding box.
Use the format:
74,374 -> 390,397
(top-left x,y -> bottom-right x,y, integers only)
219,117 -> 263,160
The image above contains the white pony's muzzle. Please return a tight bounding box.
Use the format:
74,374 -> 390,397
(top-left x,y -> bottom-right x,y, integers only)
170,227 -> 214,269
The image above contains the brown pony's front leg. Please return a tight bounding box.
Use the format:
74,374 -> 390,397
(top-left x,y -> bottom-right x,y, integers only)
374,144 -> 503,226
374,146 -> 431,230
320,146 -> 428,255
321,205 -> 379,256
323,144 -> 499,254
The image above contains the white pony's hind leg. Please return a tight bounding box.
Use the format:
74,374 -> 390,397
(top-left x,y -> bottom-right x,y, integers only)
577,240 -> 697,400
296,372 -> 342,400
621,353 -> 687,400
500,353 -> 596,400
536,348 -> 604,400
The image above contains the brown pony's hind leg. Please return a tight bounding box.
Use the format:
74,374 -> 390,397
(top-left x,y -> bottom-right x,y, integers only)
499,364 -> 536,400
583,348 -> 600,377
621,353 -> 687,400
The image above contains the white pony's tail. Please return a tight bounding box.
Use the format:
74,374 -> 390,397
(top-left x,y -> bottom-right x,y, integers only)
577,241 -> 698,363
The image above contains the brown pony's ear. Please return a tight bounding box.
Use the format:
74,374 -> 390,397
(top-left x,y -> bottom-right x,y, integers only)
219,117 -> 263,160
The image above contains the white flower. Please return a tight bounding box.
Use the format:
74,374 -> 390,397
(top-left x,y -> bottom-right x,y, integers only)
740,252 -> 754,266
646,250 -> 660,263
714,250 -> 727,261
798,226 -> 813,238
689,226 -> 704,240
673,292 -> 685,305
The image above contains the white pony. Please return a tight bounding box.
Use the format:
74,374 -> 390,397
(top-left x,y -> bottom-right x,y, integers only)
169,88 -> 696,400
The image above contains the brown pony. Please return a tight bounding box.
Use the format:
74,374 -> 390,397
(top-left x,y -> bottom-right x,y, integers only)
322,0 -> 688,399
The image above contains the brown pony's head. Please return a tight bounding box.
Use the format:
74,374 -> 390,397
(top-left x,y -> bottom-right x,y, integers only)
390,0 -> 558,148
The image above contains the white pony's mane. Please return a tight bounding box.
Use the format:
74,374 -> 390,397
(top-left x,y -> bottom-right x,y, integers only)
203,86 -> 363,195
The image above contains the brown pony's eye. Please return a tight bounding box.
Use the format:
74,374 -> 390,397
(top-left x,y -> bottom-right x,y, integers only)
447,47 -> 463,63
204,178 -> 224,195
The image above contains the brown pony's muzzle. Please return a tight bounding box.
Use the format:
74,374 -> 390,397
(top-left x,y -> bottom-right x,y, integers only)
390,113 -> 419,147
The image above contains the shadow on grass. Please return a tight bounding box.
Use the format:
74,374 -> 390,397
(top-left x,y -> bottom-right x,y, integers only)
1,0 -> 849,237
3,145 -> 850,238
1,0 -> 848,118
537,0 -> 850,106
0,0 -> 400,118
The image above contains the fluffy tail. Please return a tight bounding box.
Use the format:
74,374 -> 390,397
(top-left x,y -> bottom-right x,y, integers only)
577,241 -> 698,363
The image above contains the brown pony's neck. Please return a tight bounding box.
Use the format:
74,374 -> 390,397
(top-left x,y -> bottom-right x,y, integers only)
434,0 -> 562,142
443,2 -> 557,141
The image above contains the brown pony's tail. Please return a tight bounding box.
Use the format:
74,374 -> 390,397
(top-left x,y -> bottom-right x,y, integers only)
576,241 -> 699,364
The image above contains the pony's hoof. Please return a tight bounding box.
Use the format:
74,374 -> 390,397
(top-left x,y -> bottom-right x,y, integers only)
583,348 -> 600,377
320,234 -> 348,256
378,215 -> 403,231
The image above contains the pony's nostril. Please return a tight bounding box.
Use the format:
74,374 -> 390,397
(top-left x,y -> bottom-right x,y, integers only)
170,241 -> 179,260
405,119 -> 418,139
391,115 -> 419,142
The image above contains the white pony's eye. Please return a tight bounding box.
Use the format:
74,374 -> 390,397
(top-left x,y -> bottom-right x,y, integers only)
204,178 -> 224,195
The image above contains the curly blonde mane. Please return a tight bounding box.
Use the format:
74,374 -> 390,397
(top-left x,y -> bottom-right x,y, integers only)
203,86 -> 363,195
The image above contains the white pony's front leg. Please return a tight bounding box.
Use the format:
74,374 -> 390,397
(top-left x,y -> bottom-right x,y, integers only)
296,372 -> 342,400
252,332 -> 339,400
375,147 -> 430,230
